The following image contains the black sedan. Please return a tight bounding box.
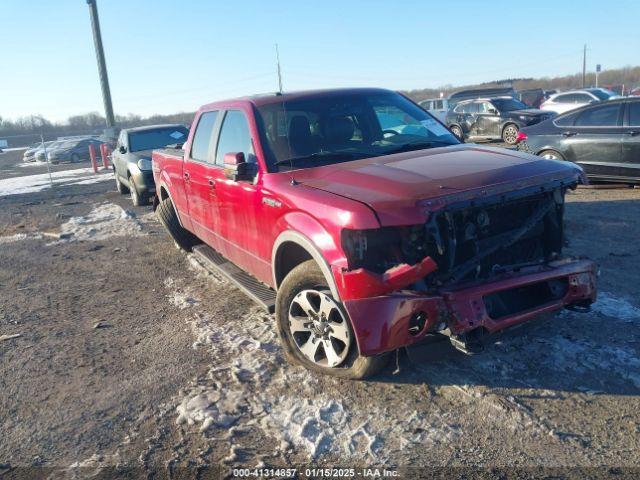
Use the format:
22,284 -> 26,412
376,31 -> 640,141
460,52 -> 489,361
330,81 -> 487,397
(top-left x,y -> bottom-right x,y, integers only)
445,97 -> 555,145
517,98 -> 640,184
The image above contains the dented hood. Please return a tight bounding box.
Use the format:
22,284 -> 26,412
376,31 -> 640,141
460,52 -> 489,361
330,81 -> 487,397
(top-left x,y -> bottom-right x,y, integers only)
292,144 -> 583,225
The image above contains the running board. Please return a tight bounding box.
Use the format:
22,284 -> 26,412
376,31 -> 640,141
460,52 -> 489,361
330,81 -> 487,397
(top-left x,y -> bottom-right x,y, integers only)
192,244 -> 276,313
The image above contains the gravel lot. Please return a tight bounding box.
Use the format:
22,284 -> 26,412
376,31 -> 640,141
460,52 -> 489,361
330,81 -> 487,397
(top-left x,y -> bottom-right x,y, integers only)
1,148 -> 639,478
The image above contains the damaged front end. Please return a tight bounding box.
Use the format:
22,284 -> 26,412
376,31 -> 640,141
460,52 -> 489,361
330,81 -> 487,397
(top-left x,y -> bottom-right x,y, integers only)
335,178 -> 597,356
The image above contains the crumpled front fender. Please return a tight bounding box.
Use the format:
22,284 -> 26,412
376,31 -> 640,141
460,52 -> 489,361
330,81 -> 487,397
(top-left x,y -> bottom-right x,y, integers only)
333,256 -> 438,301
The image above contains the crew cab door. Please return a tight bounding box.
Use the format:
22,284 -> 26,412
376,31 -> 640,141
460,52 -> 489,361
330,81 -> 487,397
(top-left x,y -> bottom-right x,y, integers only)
208,109 -> 270,279
182,110 -> 222,247
622,101 -> 640,178
475,101 -> 501,137
459,102 -> 479,137
560,102 -> 624,178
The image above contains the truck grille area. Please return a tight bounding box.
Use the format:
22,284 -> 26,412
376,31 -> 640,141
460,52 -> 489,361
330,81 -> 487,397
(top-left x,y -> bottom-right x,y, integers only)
410,189 -> 566,288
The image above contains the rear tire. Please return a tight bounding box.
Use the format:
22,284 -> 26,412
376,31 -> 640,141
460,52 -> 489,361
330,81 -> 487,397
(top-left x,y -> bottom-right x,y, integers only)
156,197 -> 200,251
450,124 -> 463,141
275,260 -> 389,380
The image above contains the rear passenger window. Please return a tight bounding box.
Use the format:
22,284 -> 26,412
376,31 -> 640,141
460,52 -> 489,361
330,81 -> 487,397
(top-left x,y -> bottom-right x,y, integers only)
464,103 -> 479,113
575,104 -> 620,127
190,111 -> 218,162
215,110 -> 255,165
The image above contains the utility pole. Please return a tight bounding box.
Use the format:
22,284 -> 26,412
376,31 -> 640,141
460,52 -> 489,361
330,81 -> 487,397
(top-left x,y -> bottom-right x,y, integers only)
275,44 -> 283,93
582,44 -> 587,88
86,0 -> 115,132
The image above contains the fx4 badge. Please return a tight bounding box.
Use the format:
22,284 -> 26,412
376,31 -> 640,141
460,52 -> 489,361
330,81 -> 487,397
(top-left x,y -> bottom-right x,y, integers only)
262,197 -> 282,208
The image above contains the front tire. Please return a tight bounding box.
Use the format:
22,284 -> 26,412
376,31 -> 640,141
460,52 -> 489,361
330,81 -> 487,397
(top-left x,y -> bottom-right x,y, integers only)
275,260 -> 389,379
502,123 -> 519,144
115,173 -> 129,194
156,197 -> 200,251
129,176 -> 148,206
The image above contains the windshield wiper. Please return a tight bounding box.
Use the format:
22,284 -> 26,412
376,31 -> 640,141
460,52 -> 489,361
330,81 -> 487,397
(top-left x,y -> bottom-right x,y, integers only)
384,140 -> 456,155
274,151 -> 373,167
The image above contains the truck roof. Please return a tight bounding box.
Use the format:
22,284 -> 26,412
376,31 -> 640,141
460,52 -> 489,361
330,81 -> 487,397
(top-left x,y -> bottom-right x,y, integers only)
198,87 -> 395,111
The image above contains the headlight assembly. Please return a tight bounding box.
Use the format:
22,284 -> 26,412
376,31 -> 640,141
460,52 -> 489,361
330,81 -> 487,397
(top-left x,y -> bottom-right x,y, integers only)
137,158 -> 152,170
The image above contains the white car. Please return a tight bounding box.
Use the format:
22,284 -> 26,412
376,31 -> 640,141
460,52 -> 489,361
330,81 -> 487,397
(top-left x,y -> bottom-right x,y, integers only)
540,88 -> 621,114
418,98 -> 449,122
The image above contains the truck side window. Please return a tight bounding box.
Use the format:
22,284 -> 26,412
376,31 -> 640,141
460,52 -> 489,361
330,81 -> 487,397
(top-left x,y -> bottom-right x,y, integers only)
190,111 -> 218,162
215,110 -> 255,165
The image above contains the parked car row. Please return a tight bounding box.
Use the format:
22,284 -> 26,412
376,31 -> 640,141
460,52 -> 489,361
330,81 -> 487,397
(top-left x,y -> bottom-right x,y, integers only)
418,86 -> 624,147
108,87 -> 599,380
22,136 -> 107,164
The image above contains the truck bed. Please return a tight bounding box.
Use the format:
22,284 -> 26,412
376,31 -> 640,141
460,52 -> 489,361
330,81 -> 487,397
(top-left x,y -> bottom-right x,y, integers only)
153,147 -> 184,160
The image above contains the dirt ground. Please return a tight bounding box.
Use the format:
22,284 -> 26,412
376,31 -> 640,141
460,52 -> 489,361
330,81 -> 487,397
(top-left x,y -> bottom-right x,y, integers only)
1,148 -> 639,479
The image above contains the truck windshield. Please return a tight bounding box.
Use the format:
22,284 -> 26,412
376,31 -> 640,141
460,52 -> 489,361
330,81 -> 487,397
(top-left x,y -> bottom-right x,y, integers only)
255,92 -> 459,171
129,127 -> 189,152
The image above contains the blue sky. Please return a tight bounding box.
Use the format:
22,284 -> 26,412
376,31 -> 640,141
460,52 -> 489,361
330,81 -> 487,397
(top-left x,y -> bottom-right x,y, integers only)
1,0 -> 639,122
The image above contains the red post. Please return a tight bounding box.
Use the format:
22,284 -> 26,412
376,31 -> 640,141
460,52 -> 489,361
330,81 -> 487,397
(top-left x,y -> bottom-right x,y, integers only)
100,143 -> 109,169
89,143 -> 98,173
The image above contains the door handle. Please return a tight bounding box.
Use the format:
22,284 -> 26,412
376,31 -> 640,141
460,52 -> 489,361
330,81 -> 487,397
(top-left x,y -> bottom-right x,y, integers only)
562,131 -> 577,137
628,130 -> 640,136
183,172 -> 190,182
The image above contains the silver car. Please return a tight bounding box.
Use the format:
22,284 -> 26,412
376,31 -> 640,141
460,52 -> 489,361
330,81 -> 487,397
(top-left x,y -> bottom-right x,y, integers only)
540,88 -> 621,114
33,140 -> 68,162
23,141 -> 53,162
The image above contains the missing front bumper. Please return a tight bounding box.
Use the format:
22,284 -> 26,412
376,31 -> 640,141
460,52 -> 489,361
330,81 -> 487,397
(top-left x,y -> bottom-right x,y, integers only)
342,258 -> 597,356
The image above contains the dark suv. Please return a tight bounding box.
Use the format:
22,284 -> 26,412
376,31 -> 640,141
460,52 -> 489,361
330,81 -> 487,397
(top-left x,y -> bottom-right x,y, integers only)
112,124 -> 189,206
446,97 -> 555,144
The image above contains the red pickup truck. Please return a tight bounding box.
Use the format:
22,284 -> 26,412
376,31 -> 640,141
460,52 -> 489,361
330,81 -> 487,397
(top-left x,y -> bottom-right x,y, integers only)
152,88 -> 597,379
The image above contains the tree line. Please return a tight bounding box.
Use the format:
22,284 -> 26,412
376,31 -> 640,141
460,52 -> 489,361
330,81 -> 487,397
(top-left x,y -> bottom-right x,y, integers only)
403,65 -> 640,101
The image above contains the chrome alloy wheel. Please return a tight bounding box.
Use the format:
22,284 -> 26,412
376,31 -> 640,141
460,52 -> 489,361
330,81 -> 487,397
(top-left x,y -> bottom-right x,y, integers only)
541,151 -> 561,160
503,124 -> 519,144
288,289 -> 351,368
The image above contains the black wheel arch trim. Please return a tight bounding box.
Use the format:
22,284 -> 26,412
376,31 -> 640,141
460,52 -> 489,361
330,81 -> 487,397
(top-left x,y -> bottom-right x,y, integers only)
272,230 -> 340,301
157,182 -> 185,228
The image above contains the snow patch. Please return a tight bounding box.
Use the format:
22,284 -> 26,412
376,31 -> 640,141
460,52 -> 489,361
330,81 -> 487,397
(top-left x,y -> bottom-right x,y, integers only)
0,168 -> 112,196
0,233 -> 42,244
164,277 -> 199,310
51,202 -> 143,243
168,275 -> 462,463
